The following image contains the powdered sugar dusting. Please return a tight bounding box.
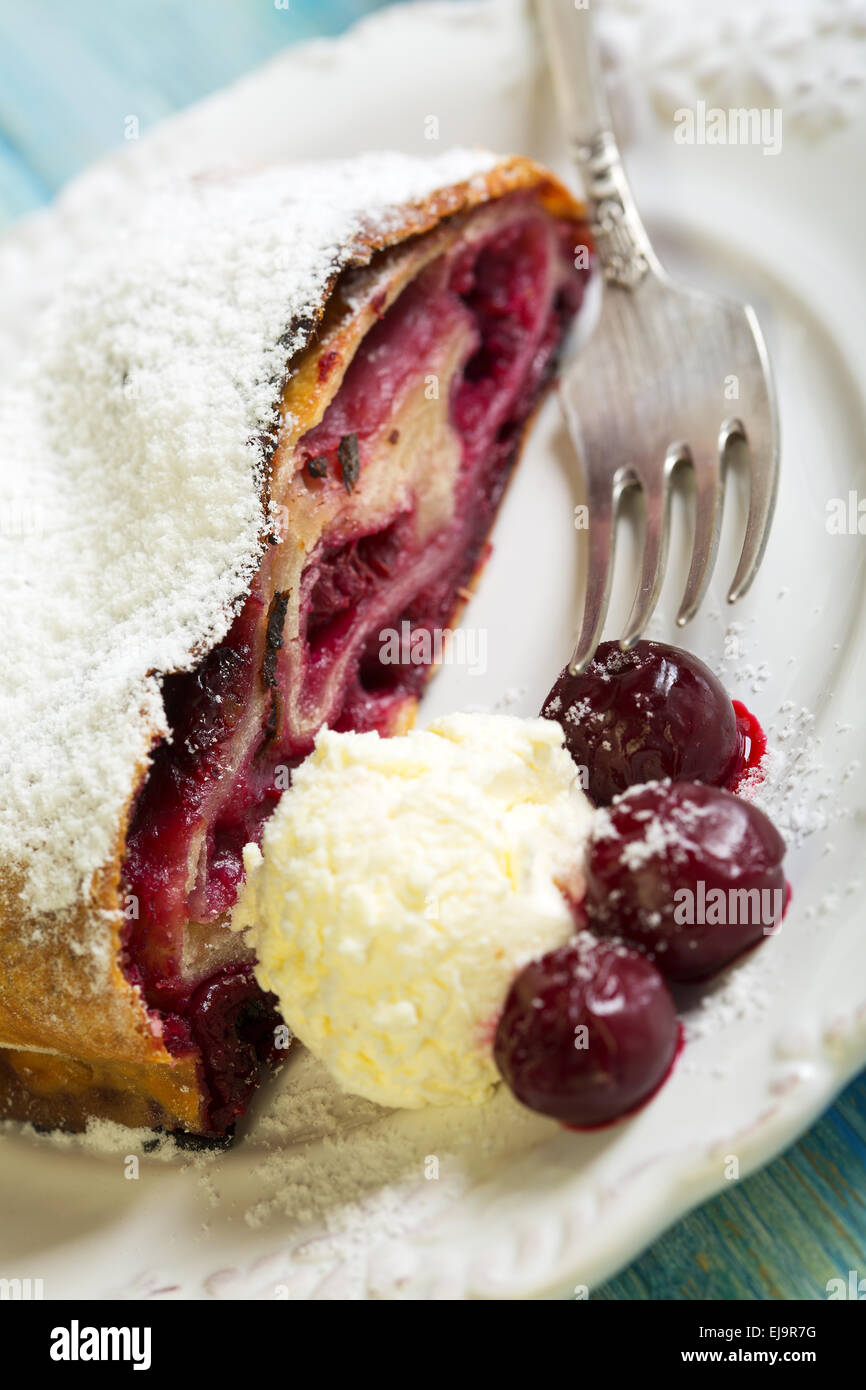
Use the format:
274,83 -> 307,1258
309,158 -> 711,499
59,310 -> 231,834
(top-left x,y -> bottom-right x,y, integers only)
739,703 -> 843,848
240,1052 -> 549,1234
617,808 -> 685,870
0,149 -> 498,915
0,1115 -> 183,1160
681,951 -> 772,1043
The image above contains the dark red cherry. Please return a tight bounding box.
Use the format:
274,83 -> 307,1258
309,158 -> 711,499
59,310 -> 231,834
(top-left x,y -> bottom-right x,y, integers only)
493,936 -> 679,1128
541,640 -> 745,806
585,781 -> 787,982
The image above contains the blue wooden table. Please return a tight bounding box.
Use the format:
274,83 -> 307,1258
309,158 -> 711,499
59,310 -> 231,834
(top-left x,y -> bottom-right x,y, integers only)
1,0 -> 863,1300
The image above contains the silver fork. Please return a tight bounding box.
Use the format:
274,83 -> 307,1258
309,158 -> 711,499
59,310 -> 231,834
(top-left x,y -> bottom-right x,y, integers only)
537,0 -> 779,674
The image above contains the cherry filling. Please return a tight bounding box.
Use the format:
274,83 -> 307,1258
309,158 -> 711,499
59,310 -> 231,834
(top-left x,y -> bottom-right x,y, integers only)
161,966 -> 283,1137
293,216 -> 585,736
121,202 -> 590,1133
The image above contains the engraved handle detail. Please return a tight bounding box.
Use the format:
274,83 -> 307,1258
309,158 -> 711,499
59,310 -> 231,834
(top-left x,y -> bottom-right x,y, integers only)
576,132 -> 653,291
535,1 -> 656,293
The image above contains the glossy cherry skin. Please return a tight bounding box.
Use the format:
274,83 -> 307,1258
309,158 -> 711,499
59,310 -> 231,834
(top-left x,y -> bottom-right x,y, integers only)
541,640 -> 744,806
585,781 -> 787,982
494,937 -> 679,1128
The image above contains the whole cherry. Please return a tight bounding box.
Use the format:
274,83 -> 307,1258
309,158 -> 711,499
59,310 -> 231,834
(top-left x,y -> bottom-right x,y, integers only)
494,935 -> 680,1127
585,780 -> 787,981
542,640 -> 746,806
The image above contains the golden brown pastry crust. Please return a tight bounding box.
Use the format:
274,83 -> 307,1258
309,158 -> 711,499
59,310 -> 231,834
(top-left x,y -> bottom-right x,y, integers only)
0,156 -> 586,1134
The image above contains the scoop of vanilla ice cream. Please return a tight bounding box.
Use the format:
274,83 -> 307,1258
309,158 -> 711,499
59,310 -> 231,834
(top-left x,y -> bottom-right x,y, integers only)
232,712 -> 592,1108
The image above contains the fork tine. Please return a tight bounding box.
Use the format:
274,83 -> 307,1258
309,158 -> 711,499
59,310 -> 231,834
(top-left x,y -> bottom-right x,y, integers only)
727,308 -> 780,603
676,446 -> 724,626
726,415 -> 779,603
569,473 -> 617,675
620,464 -> 672,649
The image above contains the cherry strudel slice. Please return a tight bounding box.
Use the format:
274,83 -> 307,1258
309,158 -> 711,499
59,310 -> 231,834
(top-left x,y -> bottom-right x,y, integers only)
0,152 -> 591,1136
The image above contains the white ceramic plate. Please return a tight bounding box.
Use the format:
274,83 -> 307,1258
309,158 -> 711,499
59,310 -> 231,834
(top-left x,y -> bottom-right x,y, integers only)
2,0 -> 866,1300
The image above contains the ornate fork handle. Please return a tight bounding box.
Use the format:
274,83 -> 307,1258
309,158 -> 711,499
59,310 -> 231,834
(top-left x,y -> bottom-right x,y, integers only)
576,132 -> 654,290
537,2 -> 657,291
